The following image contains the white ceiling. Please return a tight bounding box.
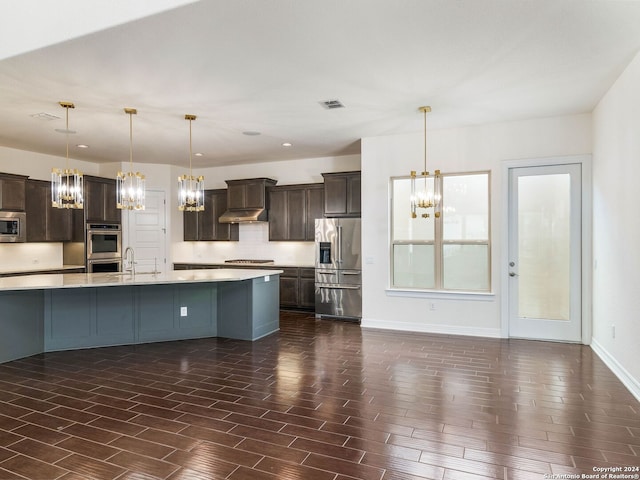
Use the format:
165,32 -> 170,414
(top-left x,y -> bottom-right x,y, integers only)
1,0 -> 640,168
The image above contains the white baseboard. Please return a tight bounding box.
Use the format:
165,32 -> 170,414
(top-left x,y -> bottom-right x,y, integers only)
590,337 -> 640,403
361,318 -> 502,338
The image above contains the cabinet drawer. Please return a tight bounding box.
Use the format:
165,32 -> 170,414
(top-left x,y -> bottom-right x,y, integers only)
279,267 -> 299,278
299,268 -> 315,278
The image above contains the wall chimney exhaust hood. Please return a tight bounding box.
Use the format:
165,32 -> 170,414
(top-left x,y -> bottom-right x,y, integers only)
219,207 -> 267,223
219,178 -> 277,224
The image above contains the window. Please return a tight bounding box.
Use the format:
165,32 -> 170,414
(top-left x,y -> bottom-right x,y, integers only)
391,171 -> 490,292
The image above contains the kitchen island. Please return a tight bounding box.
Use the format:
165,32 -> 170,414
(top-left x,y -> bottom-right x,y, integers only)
0,269 -> 281,364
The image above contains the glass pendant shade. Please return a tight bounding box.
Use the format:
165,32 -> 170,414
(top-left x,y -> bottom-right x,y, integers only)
177,174 -> 205,211
178,114 -> 205,211
410,106 -> 441,218
52,101 -> 84,209
116,171 -> 146,210
117,108 -> 146,210
51,167 -> 83,209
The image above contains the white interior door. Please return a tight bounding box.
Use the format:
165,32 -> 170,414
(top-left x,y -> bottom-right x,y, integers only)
126,190 -> 167,274
508,164 -> 582,342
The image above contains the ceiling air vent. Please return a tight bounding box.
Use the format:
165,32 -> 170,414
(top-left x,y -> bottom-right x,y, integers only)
319,99 -> 345,109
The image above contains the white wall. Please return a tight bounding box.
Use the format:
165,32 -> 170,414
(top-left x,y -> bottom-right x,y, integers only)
361,114 -> 591,336
591,51 -> 640,399
0,145 -> 100,180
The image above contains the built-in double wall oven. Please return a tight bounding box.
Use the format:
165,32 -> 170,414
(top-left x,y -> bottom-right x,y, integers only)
86,223 -> 122,273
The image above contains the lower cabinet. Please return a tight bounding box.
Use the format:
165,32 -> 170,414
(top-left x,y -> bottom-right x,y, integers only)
299,268 -> 316,309
44,283 -> 218,351
279,267 -> 300,308
173,263 -> 315,311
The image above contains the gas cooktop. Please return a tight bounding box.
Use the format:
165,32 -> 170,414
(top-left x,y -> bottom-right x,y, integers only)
224,259 -> 275,265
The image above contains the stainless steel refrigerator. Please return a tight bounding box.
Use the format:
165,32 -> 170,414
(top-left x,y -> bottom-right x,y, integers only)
315,218 -> 361,321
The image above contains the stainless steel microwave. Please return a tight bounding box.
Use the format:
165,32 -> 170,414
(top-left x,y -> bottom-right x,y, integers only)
0,211 -> 26,243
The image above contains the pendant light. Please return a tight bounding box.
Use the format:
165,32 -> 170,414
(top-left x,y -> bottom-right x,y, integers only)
51,101 -> 84,209
116,108 -> 146,210
410,106 -> 441,218
178,114 -> 204,211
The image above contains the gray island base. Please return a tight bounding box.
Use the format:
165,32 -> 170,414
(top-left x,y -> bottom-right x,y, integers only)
0,269 -> 280,364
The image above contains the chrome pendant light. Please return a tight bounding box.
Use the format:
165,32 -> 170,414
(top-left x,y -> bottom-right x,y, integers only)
116,108 -> 146,210
51,101 -> 84,209
178,114 -> 204,211
410,106 -> 441,218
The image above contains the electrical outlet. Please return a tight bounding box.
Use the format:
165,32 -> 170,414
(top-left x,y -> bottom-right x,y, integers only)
612,324 -> 616,339
180,306 -> 188,317
430,302 -> 436,311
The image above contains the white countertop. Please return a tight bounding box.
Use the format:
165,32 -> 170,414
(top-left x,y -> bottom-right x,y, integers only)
0,268 -> 282,292
175,261 -> 315,268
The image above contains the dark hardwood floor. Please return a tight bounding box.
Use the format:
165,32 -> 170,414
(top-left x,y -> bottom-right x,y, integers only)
0,311 -> 638,479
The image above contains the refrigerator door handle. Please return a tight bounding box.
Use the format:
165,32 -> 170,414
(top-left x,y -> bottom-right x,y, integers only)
318,285 -> 360,290
337,225 -> 343,264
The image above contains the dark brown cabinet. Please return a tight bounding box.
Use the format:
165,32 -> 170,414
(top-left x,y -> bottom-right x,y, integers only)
299,268 -> 316,309
25,179 -> 73,242
172,263 -> 315,311
184,189 -> 239,241
226,178 -> 276,210
0,173 -> 27,211
269,183 -> 324,241
306,184 -> 324,240
85,176 -> 120,223
278,267 -> 300,308
322,171 -> 361,217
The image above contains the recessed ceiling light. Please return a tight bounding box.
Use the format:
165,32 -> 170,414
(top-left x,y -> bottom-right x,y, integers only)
194,152 -> 203,157
282,142 -> 292,147
76,144 -> 89,149
242,131 -> 261,136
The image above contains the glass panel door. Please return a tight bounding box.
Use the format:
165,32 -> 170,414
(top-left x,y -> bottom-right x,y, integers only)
508,164 -> 581,342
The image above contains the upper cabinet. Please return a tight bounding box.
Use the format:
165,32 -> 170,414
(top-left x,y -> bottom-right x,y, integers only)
226,178 -> 277,210
85,176 -> 121,224
26,180 -> 73,242
184,189 -> 239,241
25,179 -> 75,242
0,173 -> 27,211
322,171 -> 361,217
305,184 -> 324,240
269,183 -> 323,242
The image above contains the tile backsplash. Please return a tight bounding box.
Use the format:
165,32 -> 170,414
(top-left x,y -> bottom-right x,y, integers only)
0,243 -> 64,272
175,222 -> 315,266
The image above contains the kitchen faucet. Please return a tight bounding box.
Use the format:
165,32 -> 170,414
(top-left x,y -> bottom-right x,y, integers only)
123,246 -> 136,275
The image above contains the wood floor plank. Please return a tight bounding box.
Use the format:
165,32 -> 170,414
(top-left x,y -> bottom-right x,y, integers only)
0,312 -> 637,479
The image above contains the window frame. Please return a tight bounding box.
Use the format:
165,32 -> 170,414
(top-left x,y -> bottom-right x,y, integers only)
390,170 -> 492,293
